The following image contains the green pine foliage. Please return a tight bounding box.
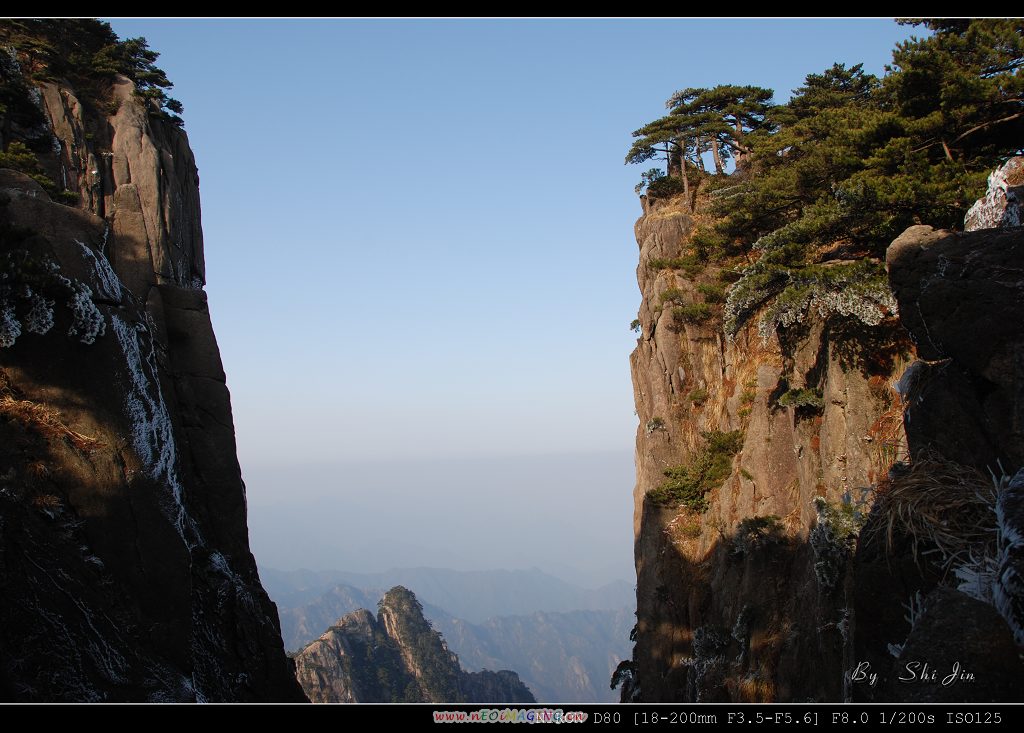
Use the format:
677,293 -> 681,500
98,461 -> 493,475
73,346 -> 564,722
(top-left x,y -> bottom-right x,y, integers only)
647,255 -> 704,276
0,19 -> 184,125
687,387 -> 708,406
627,20 -> 1024,344
645,175 -> 687,199
627,84 -> 775,175
697,282 -> 726,303
647,430 -> 744,512
671,303 -> 713,326
0,141 -> 78,204
778,388 -> 825,409
733,515 -> 785,556
0,141 -> 48,182
634,167 -> 665,195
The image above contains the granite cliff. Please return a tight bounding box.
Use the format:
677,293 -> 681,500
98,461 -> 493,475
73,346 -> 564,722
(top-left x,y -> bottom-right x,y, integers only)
621,161 -> 1024,702
293,586 -> 536,704
0,21 -> 304,701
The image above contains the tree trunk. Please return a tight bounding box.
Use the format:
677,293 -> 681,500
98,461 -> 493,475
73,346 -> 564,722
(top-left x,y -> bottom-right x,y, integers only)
711,137 -> 725,175
666,143 -> 679,177
733,118 -> 749,170
941,138 -> 955,162
680,141 -> 690,210
695,136 -> 707,172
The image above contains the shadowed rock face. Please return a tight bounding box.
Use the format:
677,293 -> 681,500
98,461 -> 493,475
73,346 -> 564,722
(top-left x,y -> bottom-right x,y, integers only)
855,221 -> 1024,703
886,224 -> 1024,471
294,586 -> 536,704
0,68 -> 305,701
879,587 -> 1022,703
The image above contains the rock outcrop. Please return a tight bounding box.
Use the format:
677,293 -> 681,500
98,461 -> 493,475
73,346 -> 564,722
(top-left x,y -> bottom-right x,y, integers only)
886,223 -> 1024,470
294,586 -> 536,703
878,588 -> 1022,702
964,157 -> 1023,232
0,30 -> 305,701
851,218 -> 1024,702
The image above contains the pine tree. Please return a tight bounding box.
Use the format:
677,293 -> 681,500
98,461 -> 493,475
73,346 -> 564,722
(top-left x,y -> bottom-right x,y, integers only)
626,19 -> 1024,343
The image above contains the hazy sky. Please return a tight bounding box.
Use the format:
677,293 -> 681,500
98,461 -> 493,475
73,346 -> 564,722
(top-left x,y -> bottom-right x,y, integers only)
107,18 -> 917,586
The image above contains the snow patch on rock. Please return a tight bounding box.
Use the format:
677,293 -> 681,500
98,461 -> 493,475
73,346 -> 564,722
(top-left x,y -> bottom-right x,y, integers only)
965,157 -> 1024,231
110,313 -> 199,546
994,468 -> 1024,646
75,239 -> 122,302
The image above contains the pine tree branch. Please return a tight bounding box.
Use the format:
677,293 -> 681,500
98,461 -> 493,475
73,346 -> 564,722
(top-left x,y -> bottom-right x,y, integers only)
951,111 -> 1024,144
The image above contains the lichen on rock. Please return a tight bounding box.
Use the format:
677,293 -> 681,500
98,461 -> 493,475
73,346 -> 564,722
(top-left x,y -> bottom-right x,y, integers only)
964,156 -> 1023,232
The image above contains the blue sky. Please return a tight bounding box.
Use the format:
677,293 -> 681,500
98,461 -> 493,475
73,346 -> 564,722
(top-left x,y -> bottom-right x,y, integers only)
107,18 -> 918,585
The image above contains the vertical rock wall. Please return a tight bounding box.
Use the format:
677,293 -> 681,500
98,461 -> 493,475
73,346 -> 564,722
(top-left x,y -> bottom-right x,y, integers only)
625,192 -> 912,702
0,72 -> 305,701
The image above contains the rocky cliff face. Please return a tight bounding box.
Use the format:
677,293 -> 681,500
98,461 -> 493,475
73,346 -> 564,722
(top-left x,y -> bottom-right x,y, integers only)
624,190 -> 912,702
0,38 -> 305,701
623,166 -> 1024,702
294,586 -> 536,703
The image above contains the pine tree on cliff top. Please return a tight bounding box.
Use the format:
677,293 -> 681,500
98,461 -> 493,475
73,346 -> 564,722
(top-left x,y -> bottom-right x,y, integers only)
626,19 -> 1024,342
626,85 -> 773,201
0,19 -> 184,125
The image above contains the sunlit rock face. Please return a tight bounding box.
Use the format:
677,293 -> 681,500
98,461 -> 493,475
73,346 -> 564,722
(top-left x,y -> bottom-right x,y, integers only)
964,157 -> 1023,232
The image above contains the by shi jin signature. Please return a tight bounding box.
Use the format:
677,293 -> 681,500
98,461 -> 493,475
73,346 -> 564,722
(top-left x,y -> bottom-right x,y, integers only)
849,660 -> 975,687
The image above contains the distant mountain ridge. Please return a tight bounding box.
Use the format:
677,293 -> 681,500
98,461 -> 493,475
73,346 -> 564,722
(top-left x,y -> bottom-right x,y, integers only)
293,586 -> 535,703
262,566 -> 633,622
272,571 -> 633,702
434,608 -> 633,703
